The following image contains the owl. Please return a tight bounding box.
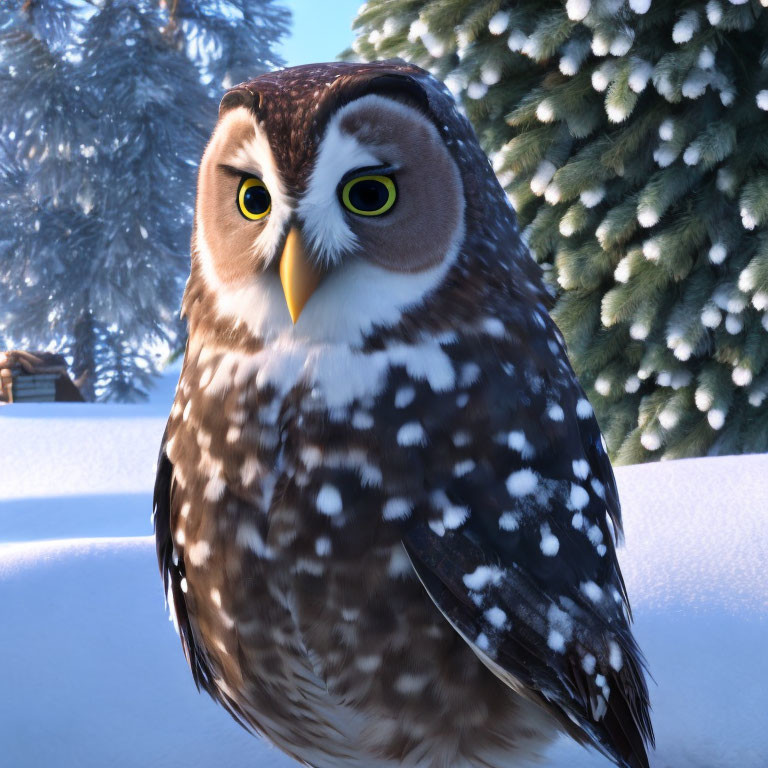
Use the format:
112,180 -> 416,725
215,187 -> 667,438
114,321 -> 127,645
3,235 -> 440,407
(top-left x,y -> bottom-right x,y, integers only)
154,61 -> 653,768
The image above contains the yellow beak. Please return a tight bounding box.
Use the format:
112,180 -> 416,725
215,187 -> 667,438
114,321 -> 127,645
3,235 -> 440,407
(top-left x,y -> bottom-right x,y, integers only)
278,226 -> 322,324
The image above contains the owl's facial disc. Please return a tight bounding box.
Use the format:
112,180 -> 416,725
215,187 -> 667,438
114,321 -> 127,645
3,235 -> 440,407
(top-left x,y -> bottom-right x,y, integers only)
194,91 -> 466,342
276,93 -> 465,322
196,107 -> 291,286
298,93 -> 465,275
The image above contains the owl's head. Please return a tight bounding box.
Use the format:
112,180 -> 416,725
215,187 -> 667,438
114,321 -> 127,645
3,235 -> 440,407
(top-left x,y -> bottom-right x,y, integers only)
187,62 -> 539,346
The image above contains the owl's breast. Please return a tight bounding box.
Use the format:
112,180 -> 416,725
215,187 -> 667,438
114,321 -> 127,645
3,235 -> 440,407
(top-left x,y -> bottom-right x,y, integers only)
162,338 -> 557,766
164,342 -> 433,724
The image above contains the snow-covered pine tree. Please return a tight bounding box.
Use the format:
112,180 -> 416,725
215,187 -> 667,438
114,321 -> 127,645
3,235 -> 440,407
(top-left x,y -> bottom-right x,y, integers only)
351,0 -> 768,463
0,0 -> 289,401
167,0 -> 290,93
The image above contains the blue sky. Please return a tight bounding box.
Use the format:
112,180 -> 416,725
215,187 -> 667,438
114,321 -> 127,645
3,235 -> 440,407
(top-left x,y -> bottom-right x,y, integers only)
278,0 -> 363,67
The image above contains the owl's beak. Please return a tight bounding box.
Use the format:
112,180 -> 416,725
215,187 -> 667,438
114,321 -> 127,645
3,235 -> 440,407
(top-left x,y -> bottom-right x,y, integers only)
279,226 -> 322,324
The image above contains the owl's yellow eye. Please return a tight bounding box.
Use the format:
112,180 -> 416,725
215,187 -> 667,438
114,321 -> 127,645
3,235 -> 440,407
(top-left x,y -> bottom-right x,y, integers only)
237,176 -> 271,220
340,174 -> 397,216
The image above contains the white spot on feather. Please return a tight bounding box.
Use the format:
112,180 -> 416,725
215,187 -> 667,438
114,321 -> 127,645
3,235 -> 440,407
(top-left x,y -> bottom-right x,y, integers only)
548,630 -> 565,652
506,469 -> 538,497
581,581 -> 603,602
482,317 -> 506,338
459,362 -> 481,387
547,404 -> 565,421
452,430 -> 472,447
383,498 -> 412,520
507,430 -> 535,459
204,476 -> 225,502
388,545 -> 412,578
609,641 -> 624,671
301,446 -> 323,470
453,459 -> 475,477
360,463 -> 382,487
475,632 -> 490,651
351,410 -> 373,429
570,484 -> 590,510
429,520 -> 446,537
240,457 -> 260,487
397,421 -> 426,446
463,565 -> 503,591
394,674 -> 429,694
443,505 -> 469,529
316,484 -> 342,516
356,654 -> 382,672
547,604 -> 573,653
588,525 -> 604,546
236,523 -> 274,559
484,606 -> 507,628
572,459 -> 590,479
540,524 -> 560,556
187,540 -> 211,567
499,511 -> 520,531
394,386 -> 415,408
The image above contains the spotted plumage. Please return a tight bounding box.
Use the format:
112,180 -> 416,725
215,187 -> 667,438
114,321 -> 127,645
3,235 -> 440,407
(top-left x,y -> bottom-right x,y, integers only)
154,61 -> 653,768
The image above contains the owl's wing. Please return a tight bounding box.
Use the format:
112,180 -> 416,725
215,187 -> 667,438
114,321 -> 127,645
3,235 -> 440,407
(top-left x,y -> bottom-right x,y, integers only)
398,342 -> 653,768
155,422 -> 276,734
154,427 -> 262,734
154,430 -> 218,694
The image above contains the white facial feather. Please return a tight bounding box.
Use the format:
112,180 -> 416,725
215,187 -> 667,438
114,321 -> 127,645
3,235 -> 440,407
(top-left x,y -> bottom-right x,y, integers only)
197,232 -> 457,346
294,255 -> 456,343
298,121 -> 381,265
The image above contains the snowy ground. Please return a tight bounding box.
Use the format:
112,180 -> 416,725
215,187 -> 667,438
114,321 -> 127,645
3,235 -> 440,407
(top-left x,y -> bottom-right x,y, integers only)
1,367 -> 766,767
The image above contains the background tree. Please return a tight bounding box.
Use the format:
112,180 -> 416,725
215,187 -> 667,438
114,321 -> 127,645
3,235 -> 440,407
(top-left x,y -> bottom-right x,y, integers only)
166,0 -> 290,93
351,0 -> 768,463
0,0 -> 289,401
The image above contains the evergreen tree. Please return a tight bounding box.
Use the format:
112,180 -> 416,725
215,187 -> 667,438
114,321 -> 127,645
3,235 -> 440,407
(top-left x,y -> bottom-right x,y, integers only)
0,0 -> 289,400
351,0 -> 768,463
168,0 -> 290,92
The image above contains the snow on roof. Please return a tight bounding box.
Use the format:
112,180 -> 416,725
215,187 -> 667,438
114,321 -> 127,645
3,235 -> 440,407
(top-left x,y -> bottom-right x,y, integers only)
0,349 -> 83,403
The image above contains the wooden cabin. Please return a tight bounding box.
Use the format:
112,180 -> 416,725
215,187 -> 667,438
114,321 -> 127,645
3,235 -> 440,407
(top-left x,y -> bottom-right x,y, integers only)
0,350 -> 84,404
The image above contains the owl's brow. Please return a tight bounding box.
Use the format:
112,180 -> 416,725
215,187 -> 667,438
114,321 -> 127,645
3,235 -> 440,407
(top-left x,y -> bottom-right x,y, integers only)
338,163 -> 399,186
218,163 -> 261,179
